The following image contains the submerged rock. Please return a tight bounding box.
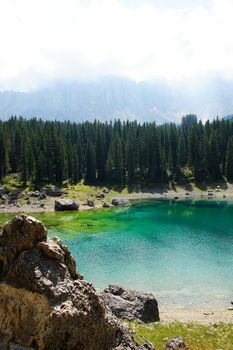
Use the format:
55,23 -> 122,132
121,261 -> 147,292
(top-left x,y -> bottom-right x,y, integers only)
54,199 -> 79,211
111,198 -> 131,207
102,285 -> 160,323
0,214 -> 152,350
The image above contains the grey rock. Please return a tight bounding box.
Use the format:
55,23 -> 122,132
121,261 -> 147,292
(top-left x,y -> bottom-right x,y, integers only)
0,187 -> 10,195
46,187 -> 63,197
111,198 -> 131,207
0,194 -> 9,202
102,285 -> 159,323
107,285 -> 125,295
39,191 -> 47,199
28,191 -> 40,198
143,342 -> 154,350
87,199 -> 95,207
103,202 -> 111,208
96,192 -> 105,199
9,190 -> 22,200
38,188 -> 47,199
54,199 -> 79,211
166,337 -> 189,350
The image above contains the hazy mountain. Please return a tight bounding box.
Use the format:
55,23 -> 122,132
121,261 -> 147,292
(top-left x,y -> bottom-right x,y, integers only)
0,77 -> 233,123
223,114 -> 233,120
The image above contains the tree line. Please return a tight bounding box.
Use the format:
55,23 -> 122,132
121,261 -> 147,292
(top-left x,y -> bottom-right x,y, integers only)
1,115 -> 233,187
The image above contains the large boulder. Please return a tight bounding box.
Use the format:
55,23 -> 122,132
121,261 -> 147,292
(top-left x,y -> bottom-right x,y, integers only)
102,285 -> 160,323
111,198 -> 131,207
0,214 -> 153,350
55,199 -> 79,211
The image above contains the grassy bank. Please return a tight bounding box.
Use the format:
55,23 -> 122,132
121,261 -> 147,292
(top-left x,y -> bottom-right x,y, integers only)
130,321 -> 233,350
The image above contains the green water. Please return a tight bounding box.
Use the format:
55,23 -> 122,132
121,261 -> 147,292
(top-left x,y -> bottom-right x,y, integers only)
1,199 -> 233,309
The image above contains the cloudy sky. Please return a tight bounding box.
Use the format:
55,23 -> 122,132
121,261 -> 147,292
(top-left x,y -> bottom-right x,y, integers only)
0,0 -> 233,90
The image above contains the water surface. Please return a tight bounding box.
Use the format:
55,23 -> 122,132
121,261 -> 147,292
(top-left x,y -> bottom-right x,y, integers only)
1,199 -> 233,309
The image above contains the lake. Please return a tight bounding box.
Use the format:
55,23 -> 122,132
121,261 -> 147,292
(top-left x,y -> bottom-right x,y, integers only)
1,199 -> 233,310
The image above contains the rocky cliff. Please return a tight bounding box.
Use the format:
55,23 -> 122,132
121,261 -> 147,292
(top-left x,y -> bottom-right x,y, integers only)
0,214 -> 153,350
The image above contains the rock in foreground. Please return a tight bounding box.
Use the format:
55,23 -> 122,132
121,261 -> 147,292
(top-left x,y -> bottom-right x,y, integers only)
54,199 -> 79,211
102,285 -> 160,323
0,214 -> 153,350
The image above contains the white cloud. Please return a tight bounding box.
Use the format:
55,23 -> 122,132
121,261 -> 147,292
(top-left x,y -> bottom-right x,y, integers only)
0,0 -> 233,90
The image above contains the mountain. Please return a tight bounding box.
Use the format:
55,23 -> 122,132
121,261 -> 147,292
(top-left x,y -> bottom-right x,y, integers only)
223,114 -> 233,120
1,77 -> 233,123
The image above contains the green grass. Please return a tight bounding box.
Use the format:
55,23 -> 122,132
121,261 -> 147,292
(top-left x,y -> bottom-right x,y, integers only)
66,182 -> 130,200
2,174 -> 22,190
129,321 -> 233,350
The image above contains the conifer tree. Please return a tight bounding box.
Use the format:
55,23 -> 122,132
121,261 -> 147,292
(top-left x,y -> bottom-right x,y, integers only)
85,142 -> 96,183
225,137 -> 233,181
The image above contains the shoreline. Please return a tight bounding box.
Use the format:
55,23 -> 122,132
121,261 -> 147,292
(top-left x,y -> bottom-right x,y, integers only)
160,308 -> 233,324
1,184 -> 233,214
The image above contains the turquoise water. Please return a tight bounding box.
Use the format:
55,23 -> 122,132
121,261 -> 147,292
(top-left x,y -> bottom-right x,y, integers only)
1,199 -> 233,309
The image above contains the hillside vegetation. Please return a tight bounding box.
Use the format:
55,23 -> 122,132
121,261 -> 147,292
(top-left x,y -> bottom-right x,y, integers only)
1,115 -> 233,189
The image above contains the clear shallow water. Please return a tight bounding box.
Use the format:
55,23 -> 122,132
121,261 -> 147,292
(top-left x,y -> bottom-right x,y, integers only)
1,199 -> 233,309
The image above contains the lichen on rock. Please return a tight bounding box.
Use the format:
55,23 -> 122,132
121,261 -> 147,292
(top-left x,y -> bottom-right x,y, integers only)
0,213 -> 153,350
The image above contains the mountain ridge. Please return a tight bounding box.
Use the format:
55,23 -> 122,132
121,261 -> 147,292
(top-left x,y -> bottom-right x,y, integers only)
1,77 -> 233,123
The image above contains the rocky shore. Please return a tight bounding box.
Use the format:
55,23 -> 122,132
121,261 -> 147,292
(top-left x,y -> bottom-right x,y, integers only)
0,186 -> 131,213
0,183 -> 233,214
0,214 -> 154,350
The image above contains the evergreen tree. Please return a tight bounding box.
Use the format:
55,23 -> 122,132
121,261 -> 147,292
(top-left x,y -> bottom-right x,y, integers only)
106,132 -> 123,183
225,137 -> 233,181
21,140 -> 28,186
0,116 -> 233,188
207,133 -> 222,181
177,134 -> 187,167
85,142 -> 96,183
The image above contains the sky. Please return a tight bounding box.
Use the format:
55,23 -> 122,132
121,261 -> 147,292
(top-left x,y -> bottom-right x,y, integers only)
0,0 -> 233,90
